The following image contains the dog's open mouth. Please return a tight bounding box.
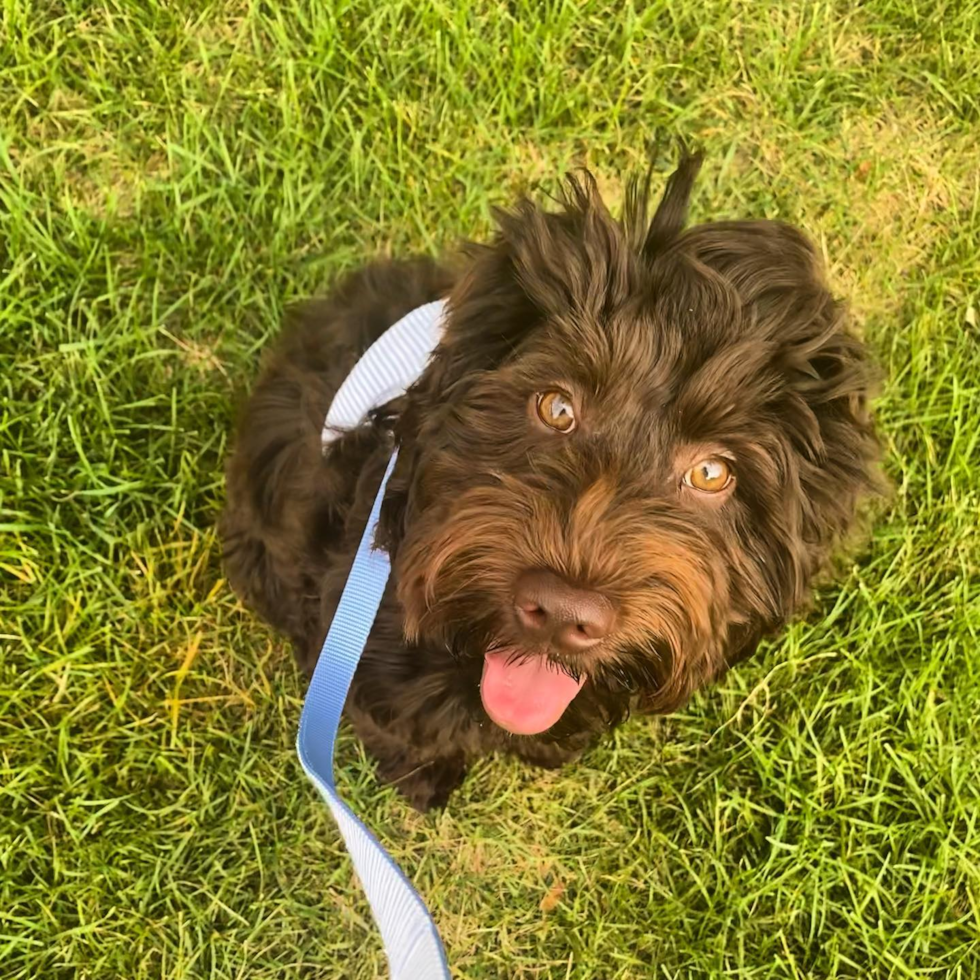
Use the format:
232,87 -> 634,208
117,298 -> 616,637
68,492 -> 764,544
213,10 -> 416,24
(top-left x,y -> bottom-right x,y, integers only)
479,648 -> 586,735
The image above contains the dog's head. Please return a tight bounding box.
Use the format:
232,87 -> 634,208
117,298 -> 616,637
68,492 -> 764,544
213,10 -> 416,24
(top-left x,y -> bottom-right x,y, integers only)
379,153 -> 878,738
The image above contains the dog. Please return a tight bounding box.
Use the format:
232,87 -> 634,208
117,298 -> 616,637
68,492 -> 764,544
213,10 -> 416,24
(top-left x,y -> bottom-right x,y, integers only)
220,151 -> 878,811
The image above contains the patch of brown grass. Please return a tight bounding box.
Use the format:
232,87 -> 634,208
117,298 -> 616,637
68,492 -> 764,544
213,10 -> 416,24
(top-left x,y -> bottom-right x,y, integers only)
816,108 -> 970,325
16,89 -> 171,218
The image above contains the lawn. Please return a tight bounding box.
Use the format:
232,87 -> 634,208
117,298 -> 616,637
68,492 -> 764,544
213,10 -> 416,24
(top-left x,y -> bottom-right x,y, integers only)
2,1 -> 979,977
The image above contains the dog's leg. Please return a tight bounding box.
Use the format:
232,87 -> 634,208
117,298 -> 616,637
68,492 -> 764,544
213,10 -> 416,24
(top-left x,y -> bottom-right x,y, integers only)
510,735 -> 591,771
376,750 -> 467,812
346,702 -> 468,812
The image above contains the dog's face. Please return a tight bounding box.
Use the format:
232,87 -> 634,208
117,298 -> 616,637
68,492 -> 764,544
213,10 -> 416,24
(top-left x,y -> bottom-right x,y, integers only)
381,156 -> 878,737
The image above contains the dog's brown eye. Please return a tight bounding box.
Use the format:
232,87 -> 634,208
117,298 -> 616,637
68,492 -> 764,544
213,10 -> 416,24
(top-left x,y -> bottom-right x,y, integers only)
535,390 -> 576,432
685,457 -> 733,493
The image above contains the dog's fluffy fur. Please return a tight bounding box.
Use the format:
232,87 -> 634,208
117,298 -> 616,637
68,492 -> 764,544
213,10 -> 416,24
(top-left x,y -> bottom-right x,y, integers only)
221,153 -> 878,810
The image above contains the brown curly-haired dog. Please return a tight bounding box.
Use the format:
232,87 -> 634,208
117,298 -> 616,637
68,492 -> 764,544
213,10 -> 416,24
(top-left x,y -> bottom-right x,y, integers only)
221,153 -> 878,811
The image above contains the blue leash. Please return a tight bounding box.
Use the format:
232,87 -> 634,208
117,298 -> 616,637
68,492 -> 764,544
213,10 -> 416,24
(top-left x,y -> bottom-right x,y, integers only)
296,448 -> 451,979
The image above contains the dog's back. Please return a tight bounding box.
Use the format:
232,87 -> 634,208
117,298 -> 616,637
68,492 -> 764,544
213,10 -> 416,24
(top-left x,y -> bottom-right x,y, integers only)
220,258 -> 453,662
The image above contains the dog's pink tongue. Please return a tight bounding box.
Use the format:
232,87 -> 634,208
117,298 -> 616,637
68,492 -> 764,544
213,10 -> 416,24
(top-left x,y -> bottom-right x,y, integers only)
480,649 -> 586,735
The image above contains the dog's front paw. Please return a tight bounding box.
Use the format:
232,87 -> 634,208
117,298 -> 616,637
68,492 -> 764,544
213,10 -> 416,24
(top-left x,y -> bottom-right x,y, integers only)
512,737 -> 589,771
377,752 -> 467,812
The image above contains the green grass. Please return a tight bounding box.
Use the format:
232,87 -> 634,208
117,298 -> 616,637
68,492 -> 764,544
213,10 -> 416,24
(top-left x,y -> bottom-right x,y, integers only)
2,1 -> 979,977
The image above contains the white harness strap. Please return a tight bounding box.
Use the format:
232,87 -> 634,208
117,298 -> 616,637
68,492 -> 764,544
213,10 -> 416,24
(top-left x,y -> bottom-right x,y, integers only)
321,299 -> 447,448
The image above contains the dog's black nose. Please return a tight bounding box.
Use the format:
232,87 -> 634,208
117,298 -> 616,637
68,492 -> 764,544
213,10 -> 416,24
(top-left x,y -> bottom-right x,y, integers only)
513,569 -> 615,654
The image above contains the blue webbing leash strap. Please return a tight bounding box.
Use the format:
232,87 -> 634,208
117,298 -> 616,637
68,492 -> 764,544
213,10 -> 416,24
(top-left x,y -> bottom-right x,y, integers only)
296,449 -> 451,979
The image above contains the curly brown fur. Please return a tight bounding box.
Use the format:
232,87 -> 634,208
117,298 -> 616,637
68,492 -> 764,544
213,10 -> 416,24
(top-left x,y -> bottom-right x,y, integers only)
221,152 -> 878,811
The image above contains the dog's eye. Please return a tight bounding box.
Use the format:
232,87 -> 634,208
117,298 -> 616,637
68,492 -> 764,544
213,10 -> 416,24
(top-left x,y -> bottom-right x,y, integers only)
535,390 -> 576,432
684,457 -> 733,493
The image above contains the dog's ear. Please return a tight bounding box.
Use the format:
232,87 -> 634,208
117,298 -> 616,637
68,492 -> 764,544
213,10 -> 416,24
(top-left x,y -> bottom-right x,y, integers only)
376,241 -> 539,556
675,220 -> 881,651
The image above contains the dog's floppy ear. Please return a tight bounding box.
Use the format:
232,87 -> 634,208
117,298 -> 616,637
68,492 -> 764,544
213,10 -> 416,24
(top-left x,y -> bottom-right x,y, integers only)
376,242 -> 539,556
673,219 -> 881,657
